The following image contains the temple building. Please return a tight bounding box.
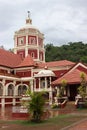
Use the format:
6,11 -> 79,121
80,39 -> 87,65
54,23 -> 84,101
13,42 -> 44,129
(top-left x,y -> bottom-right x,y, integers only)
0,13 -> 87,107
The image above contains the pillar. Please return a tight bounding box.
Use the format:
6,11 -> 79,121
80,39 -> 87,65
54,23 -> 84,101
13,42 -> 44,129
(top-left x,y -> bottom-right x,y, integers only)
50,77 -> 51,88
2,79 -> 5,96
13,98 -> 16,106
56,87 -> 60,97
30,80 -> 33,93
45,77 -> 47,89
39,78 -> 40,90
25,47 -> 28,57
1,98 -> 5,108
13,81 -> 16,106
13,80 -> 16,96
34,78 -> 36,91
37,36 -> 39,61
49,91 -> 53,105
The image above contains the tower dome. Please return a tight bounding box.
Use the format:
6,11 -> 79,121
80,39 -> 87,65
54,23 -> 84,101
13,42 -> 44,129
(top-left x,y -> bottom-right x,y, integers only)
19,11 -> 38,31
14,12 -> 45,63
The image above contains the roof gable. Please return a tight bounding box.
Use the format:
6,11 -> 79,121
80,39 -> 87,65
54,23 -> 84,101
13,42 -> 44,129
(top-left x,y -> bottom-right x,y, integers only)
52,69 -> 87,85
16,54 -> 35,68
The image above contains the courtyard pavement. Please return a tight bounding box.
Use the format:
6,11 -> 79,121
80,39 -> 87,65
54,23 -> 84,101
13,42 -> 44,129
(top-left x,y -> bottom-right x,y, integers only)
62,118 -> 87,130
1,103 -> 87,130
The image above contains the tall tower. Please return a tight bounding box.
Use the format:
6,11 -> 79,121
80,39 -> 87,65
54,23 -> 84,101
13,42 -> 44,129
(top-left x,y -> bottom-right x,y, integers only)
14,12 -> 45,63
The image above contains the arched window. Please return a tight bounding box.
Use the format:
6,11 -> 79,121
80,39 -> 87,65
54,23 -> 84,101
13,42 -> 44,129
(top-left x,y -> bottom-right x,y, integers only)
0,83 -> 3,96
8,84 -> 14,96
18,85 -> 27,96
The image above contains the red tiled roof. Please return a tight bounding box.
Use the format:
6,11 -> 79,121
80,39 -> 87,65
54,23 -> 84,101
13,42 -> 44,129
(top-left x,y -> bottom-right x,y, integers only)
38,60 -> 75,68
52,69 -> 87,85
54,70 -> 68,78
16,54 -> 35,68
0,48 -> 22,68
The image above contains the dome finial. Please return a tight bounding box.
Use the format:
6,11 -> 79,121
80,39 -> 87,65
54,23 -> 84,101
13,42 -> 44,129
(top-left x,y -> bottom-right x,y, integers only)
26,11 -> 32,24
27,11 -> 30,18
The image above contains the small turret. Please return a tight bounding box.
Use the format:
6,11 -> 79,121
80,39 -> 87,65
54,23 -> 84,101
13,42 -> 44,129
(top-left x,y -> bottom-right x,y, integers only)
26,11 -> 32,25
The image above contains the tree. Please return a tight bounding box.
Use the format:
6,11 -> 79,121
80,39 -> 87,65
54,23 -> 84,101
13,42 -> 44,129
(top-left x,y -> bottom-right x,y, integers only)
28,92 -> 45,122
45,42 -> 87,63
59,79 -> 67,98
78,72 -> 87,99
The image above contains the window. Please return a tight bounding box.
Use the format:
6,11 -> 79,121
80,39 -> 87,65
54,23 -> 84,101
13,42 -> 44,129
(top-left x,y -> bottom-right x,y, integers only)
19,53 -> 24,59
18,85 -> 27,96
29,36 -> 36,45
18,37 -> 24,45
8,84 -> 14,96
31,52 -> 34,58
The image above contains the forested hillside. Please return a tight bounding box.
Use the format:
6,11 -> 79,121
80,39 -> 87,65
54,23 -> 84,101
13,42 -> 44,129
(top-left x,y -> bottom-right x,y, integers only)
45,42 -> 87,63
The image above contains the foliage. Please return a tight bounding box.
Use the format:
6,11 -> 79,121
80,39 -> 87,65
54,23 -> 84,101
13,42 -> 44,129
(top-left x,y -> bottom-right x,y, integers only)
20,89 -> 31,107
51,104 -> 59,109
28,91 -> 45,122
45,42 -> 87,63
58,79 -> 67,97
78,72 -> 87,99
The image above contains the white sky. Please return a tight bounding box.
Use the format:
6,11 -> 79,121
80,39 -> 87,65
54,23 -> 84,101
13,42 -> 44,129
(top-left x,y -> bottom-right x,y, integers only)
0,0 -> 87,49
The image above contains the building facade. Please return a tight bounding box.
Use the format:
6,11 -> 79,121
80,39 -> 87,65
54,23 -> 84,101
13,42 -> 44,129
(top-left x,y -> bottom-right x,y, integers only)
0,14 -> 87,107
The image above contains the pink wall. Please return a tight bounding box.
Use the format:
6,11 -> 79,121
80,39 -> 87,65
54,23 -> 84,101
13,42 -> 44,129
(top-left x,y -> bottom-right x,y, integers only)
28,49 -> 37,59
28,36 -> 37,45
17,50 -> 25,59
17,36 -> 26,46
16,70 -> 31,77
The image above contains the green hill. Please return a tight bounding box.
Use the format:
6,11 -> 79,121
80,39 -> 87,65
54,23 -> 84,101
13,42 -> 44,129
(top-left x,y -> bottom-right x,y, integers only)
45,42 -> 87,63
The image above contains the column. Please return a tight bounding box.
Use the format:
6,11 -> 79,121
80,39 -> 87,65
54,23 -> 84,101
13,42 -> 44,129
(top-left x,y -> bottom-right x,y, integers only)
26,35 -> 28,46
13,98 -> 16,106
2,79 -> 6,108
45,77 -> 47,89
39,78 -> 40,90
50,77 -> 51,88
34,79 -> 36,91
1,79 -> 6,109
25,34 -> 28,57
56,87 -> 60,97
49,91 -> 53,105
25,47 -> 28,57
43,47 -> 45,62
37,35 -> 39,61
30,80 -> 33,93
13,81 -> 16,106
13,80 -> 16,96
2,79 -> 5,96
14,36 -> 17,54
1,98 -> 5,108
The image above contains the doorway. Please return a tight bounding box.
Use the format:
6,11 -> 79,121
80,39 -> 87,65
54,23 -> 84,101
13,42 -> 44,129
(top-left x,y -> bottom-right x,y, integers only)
69,85 -> 79,101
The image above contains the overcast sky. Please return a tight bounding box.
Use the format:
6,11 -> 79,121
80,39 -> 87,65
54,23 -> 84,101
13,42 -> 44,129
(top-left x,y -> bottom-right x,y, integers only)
0,0 -> 87,49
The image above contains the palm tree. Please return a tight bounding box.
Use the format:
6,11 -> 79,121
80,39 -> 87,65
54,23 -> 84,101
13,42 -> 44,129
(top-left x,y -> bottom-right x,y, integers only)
28,92 -> 45,122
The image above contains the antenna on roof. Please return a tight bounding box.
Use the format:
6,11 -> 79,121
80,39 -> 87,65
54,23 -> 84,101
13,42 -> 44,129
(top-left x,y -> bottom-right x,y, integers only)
27,11 -> 30,18
26,11 -> 32,24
